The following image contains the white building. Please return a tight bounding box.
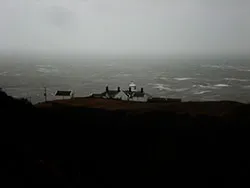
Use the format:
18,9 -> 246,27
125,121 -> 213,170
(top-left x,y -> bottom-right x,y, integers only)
55,90 -> 74,100
129,82 -> 137,92
123,87 -> 151,102
91,82 -> 151,102
91,86 -> 127,100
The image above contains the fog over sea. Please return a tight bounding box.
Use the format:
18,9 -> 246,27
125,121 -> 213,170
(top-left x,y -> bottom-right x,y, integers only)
1,56 -> 250,103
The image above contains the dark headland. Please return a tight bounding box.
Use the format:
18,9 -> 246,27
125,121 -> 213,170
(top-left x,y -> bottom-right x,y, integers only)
1,90 -> 250,187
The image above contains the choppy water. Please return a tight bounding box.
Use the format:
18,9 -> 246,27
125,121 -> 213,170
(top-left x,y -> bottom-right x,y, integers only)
1,57 -> 250,103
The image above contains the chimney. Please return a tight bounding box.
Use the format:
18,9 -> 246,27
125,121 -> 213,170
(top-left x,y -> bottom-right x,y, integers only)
117,86 -> 120,92
106,86 -> 109,92
141,88 -> 144,93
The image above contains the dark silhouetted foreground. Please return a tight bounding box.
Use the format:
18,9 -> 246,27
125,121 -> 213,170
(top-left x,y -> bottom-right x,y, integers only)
1,90 -> 250,187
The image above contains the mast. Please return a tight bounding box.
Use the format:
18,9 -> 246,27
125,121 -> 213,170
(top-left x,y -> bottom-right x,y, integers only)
44,87 -> 47,102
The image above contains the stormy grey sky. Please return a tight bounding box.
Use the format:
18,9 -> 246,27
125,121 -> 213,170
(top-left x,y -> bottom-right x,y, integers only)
0,0 -> 250,56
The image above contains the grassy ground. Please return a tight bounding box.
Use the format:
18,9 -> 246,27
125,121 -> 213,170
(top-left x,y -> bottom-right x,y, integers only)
36,97 -> 244,116
2,91 -> 250,187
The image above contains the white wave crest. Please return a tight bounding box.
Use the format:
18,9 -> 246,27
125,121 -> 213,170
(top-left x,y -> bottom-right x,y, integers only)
236,68 -> 250,72
214,84 -> 230,87
201,65 -> 222,69
193,90 -> 211,95
114,73 -> 132,77
37,68 -> 58,73
242,85 -> 250,89
152,84 -> 188,92
193,84 -> 218,90
174,77 -> 193,81
202,64 -> 250,72
0,71 -> 8,76
36,65 -> 53,68
159,77 -> 168,80
224,78 -> 249,82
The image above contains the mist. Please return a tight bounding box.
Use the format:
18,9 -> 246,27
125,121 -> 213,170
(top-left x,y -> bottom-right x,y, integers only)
0,0 -> 250,57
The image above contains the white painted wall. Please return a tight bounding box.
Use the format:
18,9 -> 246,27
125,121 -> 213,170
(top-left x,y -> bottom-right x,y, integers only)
114,91 -> 128,101
55,96 -> 72,100
131,96 -> 148,102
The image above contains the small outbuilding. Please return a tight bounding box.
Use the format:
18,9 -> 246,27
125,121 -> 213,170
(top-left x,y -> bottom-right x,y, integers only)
147,97 -> 167,103
55,90 -> 74,100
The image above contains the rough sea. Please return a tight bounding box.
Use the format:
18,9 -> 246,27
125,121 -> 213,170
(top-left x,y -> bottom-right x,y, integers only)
1,56 -> 250,103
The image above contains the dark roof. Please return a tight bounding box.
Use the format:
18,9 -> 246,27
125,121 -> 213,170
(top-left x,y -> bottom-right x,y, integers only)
91,90 -> 120,98
55,90 -> 72,96
103,90 -> 120,98
91,93 -> 105,98
148,98 -> 167,103
166,98 -> 182,102
91,89 -> 149,99
123,90 -> 133,98
123,90 -> 148,98
133,91 -> 145,97
151,97 -> 166,100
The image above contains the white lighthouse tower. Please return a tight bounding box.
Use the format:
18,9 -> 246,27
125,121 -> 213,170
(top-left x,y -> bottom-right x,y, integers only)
129,81 -> 137,92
